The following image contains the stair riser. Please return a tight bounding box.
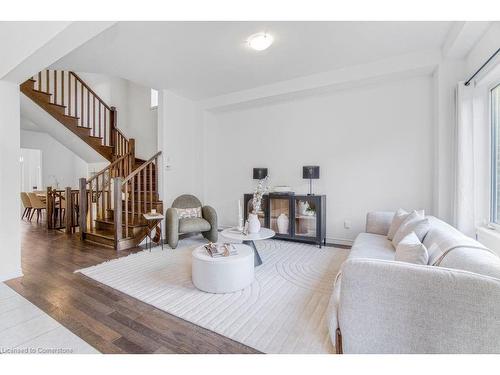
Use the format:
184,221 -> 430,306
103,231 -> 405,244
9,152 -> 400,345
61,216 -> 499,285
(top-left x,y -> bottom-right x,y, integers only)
95,220 -> 145,234
83,232 -> 115,248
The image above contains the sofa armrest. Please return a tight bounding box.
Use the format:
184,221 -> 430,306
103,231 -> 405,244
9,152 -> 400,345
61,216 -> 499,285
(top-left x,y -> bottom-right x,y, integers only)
202,205 -> 218,242
365,211 -> 394,235
337,258 -> 500,353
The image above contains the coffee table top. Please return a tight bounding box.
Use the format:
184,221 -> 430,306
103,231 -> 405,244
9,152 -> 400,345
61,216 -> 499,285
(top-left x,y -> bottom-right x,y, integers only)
192,243 -> 253,263
221,227 -> 275,242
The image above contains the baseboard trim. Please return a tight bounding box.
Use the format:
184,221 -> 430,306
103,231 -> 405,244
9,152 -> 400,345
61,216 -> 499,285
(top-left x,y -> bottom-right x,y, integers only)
219,225 -> 354,247
326,237 -> 354,247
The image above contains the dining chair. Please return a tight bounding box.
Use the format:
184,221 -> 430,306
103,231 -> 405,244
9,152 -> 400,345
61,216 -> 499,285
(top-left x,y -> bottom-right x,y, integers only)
20,192 -> 33,220
27,192 -> 47,223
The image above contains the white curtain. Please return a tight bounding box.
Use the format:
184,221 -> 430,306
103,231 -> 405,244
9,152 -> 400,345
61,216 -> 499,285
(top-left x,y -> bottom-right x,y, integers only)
454,82 -> 477,237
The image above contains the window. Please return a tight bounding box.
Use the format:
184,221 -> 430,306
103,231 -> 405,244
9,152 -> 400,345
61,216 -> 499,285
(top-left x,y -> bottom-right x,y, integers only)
150,88 -> 158,109
491,84 -> 500,223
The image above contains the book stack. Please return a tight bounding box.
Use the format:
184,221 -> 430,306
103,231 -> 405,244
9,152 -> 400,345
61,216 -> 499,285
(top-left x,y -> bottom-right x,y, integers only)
204,243 -> 238,257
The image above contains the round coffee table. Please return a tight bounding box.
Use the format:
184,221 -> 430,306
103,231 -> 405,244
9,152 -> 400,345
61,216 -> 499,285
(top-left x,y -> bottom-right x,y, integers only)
220,227 -> 275,267
192,244 -> 254,293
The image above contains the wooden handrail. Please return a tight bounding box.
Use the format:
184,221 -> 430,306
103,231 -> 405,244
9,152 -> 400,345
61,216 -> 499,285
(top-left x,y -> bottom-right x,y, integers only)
87,151 -> 132,184
69,72 -> 112,111
123,152 -> 161,184
29,69 -> 129,156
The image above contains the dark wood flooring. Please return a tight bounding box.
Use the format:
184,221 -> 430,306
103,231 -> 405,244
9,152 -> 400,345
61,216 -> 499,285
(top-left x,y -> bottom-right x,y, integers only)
5,220 -> 259,354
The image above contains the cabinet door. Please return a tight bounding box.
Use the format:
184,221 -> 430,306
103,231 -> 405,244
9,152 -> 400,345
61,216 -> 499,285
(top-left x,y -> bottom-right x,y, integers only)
269,195 -> 292,237
293,196 -> 320,240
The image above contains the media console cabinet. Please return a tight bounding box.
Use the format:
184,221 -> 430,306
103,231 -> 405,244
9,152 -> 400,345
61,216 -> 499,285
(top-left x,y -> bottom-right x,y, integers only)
243,193 -> 326,247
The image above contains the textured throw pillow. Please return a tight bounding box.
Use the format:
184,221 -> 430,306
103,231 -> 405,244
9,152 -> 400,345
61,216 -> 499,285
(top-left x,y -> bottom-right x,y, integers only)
392,211 -> 430,247
387,208 -> 408,240
395,232 -> 429,265
176,207 -> 202,219
387,208 -> 425,240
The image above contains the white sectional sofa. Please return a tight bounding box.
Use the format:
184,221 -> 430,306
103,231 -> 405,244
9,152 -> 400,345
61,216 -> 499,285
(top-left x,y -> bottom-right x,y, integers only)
328,211 -> 500,354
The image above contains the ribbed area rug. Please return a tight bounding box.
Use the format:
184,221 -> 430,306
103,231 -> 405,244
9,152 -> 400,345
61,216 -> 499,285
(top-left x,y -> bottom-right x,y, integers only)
76,236 -> 349,353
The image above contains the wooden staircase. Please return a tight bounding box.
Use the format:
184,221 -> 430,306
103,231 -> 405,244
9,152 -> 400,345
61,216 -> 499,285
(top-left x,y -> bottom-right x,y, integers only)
21,70 -> 162,251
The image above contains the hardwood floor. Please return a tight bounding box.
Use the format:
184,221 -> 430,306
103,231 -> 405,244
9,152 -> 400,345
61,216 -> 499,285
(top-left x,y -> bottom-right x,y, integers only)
5,220 -> 259,354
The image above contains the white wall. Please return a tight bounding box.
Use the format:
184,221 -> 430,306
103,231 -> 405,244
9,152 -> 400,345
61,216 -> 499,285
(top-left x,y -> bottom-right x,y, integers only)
76,72 -> 157,159
204,75 -> 434,243
158,90 -> 203,207
0,80 -> 22,281
20,130 -> 88,189
20,148 -> 42,192
126,82 -> 158,159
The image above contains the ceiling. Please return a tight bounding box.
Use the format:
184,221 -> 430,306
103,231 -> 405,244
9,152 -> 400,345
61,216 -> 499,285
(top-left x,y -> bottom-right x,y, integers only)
52,21 -> 454,100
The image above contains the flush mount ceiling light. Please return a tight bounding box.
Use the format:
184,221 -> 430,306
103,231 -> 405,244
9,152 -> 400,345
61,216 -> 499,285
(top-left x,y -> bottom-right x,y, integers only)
247,32 -> 274,51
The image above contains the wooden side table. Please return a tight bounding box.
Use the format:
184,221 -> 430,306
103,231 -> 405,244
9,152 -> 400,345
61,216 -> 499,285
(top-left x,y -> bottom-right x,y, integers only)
143,213 -> 165,251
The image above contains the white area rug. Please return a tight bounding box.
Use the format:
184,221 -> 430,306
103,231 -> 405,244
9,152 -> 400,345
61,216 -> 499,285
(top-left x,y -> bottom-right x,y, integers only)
76,236 -> 349,353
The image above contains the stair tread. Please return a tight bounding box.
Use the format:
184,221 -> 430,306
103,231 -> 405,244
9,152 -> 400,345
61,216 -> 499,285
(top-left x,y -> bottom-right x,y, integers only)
32,88 -> 52,96
48,102 -> 66,109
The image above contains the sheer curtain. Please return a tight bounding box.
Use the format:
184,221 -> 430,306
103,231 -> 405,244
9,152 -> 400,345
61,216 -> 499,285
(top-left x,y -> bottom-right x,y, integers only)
454,82 -> 477,237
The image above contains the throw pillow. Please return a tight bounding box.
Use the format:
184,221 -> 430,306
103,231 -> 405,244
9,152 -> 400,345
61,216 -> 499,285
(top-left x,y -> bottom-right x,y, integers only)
387,208 -> 425,240
176,207 -> 202,219
392,211 -> 430,247
395,232 -> 429,265
387,208 -> 408,240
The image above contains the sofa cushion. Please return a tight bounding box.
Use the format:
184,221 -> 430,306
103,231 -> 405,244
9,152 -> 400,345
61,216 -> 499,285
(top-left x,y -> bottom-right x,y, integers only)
395,232 -> 428,265
422,216 -> 500,279
366,211 -> 394,236
179,217 -> 211,233
349,233 -> 395,261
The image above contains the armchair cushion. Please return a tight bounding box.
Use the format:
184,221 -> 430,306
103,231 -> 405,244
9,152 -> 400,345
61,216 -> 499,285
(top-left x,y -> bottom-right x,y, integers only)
179,217 -> 211,233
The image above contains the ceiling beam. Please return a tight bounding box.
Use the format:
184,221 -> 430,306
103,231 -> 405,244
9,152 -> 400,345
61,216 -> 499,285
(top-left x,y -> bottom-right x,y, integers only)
200,49 -> 442,111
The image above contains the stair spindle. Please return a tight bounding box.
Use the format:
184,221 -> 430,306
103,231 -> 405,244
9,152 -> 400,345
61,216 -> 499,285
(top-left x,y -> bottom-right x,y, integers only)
99,103 -> 102,139
54,70 -> 58,105
74,76 -> 78,119
61,71 -> 65,110
131,177 -> 135,225
149,163 -> 153,211
81,81 -> 84,127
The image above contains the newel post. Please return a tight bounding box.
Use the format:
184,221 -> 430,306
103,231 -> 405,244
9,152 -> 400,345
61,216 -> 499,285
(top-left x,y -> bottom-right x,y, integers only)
46,186 -> 53,229
65,186 -> 72,234
79,178 -> 87,239
113,177 -> 123,250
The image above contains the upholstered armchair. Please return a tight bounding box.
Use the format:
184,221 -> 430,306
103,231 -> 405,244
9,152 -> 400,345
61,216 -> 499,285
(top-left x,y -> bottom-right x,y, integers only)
166,194 -> 218,249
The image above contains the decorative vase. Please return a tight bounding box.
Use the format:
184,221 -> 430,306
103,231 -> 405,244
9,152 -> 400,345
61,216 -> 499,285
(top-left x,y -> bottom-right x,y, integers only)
277,213 -> 289,234
298,201 -> 310,215
247,213 -> 261,234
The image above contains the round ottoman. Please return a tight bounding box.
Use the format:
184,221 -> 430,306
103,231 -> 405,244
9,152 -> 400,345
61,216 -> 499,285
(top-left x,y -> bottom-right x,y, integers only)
192,244 -> 254,293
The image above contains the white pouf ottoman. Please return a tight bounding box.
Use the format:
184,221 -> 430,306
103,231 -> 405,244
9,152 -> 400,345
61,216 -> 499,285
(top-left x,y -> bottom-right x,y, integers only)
192,244 -> 254,293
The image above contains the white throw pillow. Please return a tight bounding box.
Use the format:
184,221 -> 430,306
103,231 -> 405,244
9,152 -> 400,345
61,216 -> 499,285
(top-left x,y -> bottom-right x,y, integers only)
395,232 -> 429,265
387,208 -> 425,240
175,207 -> 202,219
387,208 -> 408,240
392,211 -> 430,247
